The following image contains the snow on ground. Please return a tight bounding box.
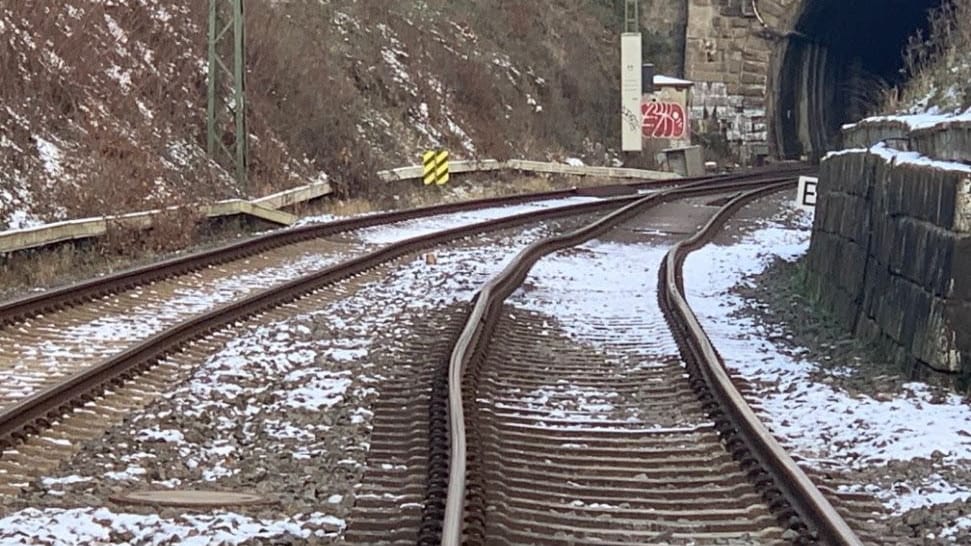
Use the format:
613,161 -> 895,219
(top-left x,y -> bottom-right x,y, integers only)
0,251 -> 350,406
682,203 -> 971,518
512,240 -> 673,358
2,197 -> 603,407
0,216 -> 570,545
348,196 -> 599,246
502,236 -> 701,429
0,508 -> 342,546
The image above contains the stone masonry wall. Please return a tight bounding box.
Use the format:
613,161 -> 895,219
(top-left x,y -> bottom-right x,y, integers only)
684,0 -> 800,160
806,149 -> 971,382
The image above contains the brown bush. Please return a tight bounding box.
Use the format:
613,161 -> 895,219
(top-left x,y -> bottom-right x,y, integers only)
886,0 -> 971,112
244,3 -> 375,198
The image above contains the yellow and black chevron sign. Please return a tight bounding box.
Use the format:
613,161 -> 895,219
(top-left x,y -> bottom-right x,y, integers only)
422,150 -> 449,186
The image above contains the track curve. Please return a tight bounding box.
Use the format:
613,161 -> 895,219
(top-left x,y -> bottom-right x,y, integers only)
439,174 -> 864,545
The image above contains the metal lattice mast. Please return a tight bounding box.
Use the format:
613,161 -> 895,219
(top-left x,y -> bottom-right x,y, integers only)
207,0 -> 248,194
624,0 -> 639,33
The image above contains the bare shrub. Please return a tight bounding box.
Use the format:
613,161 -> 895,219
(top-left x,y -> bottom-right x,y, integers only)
244,3 -> 375,198
886,0 -> 971,112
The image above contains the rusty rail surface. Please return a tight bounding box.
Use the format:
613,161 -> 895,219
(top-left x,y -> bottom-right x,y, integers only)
660,186 -> 863,545
0,169 -> 783,327
440,173 -> 861,545
0,172 -> 790,455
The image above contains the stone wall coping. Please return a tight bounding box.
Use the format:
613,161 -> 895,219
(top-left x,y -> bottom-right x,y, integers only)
825,143 -> 971,175
842,110 -> 971,134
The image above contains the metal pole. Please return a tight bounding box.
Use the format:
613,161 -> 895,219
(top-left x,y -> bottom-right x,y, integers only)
625,0 -> 639,33
206,0 -> 218,158
206,0 -> 248,195
233,0 -> 247,194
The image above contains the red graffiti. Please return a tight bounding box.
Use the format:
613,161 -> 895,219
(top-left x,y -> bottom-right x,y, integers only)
642,101 -> 687,139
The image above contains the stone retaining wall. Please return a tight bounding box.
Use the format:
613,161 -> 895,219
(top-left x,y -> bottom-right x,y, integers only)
805,148 -> 971,381
843,116 -> 971,164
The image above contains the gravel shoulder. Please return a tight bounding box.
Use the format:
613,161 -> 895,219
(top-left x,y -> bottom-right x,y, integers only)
0,214 -> 592,545
683,191 -> 971,544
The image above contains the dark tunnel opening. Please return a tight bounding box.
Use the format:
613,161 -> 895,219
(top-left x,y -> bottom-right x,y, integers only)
775,0 -> 943,159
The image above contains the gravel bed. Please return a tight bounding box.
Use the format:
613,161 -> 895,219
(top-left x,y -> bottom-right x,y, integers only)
683,192 -> 971,544
0,217 -> 588,545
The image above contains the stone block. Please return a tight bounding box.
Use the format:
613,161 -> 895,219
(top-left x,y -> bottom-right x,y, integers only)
742,60 -> 765,74
818,192 -> 842,234
833,237 -> 868,301
874,274 -> 912,344
886,164 -> 967,230
810,131 -> 971,379
913,298 -> 967,373
741,96 -> 766,109
951,234 -> 971,300
806,230 -> 834,276
885,217 -> 955,297
740,72 -> 766,86
839,194 -> 870,244
956,176 -> 971,233
855,315 -> 883,346
737,84 -> 765,98
941,172 -> 971,233
912,123 -> 971,165
923,225 -> 956,298
900,279 -> 933,350
860,260 -> 890,321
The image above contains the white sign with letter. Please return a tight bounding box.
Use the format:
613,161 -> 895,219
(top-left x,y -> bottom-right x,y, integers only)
796,176 -> 818,212
620,33 -> 643,152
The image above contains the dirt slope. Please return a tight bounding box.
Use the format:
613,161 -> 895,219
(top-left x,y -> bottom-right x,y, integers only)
0,1 -> 637,230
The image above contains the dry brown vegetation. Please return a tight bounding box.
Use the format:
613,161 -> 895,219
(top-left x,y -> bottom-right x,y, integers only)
883,0 -> 971,112
0,0 -> 680,295
1,0 -> 653,234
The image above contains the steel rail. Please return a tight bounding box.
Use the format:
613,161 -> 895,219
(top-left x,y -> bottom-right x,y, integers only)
440,173 -> 804,546
0,169 -> 785,327
0,175 -> 775,452
660,185 -> 863,545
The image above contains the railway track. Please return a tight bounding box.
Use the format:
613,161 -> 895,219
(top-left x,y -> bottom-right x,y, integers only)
0,173 -> 778,413
0,166 -> 809,329
341,170 -> 849,545
430,178 -> 868,545
0,172 -> 801,498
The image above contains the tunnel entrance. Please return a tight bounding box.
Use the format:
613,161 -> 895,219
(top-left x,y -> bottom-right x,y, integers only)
774,0 -> 943,159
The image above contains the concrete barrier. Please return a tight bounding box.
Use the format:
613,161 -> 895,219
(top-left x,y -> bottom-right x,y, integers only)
376,159 -> 679,183
1,180 -> 330,254
3,158 -> 678,255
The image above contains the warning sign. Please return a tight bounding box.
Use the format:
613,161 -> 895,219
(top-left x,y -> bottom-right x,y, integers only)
423,150 -> 449,186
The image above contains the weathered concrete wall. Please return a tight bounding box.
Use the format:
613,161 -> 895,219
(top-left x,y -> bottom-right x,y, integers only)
806,148 -> 971,380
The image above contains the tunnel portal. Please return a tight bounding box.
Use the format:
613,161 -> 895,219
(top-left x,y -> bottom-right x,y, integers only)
775,0 -> 943,159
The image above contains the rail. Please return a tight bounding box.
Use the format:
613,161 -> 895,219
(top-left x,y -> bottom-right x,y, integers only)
1,159 -> 681,256
1,167 -> 806,326
660,185 -> 863,545
440,172 -> 812,545
0,178 -> 744,452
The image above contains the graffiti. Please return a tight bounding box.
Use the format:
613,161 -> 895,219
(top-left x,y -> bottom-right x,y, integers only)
642,101 -> 687,139
622,107 -> 640,132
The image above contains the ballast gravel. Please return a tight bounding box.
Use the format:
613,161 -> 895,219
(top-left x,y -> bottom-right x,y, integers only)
0,218 -> 583,545
684,192 -> 971,544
